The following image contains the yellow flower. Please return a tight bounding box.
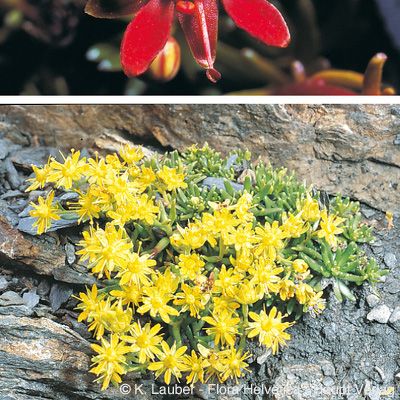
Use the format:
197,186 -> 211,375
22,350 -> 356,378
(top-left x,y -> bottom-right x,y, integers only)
182,350 -> 210,385
110,283 -> 142,308
137,286 -> 179,323
295,282 -> 315,304
26,164 -> 51,192
212,295 -> 240,316
117,252 -> 156,287
153,268 -> 180,295
105,173 -> 138,205
157,166 -> 187,191
122,321 -> 163,364
70,188 -> 101,223
86,155 -> 113,185
224,222 -> 255,252
174,283 -> 208,318
203,311 -> 240,346
206,208 -> 239,238
107,300 -> 133,334
133,193 -> 159,224
107,202 -> 137,226
281,212 -> 308,239
306,291 -> 326,316
90,334 -> 131,390
248,307 -> 293,354
279,279 -> 296,301
171,222 -> 207,250
105,153 -> 125,170
213,265 -> 243,295
119,144 -> 144,165
77,223 -> 132,279
178,253 -> 205,280
299,194 -> 321,222
292,259 -> 309,273
29,190 -> 60,234
229,280 -> 262,305
48,150 -> 86,189
248,259 -> 283,295
254,221 -> 285,260
203,348 -> 226,382
75,284 -> 104,322
148,341 -> 187,384
229,249 -> 253,273
87,298 -> 115,340
316,210 -> 345,248
133,166 -> 157,192
219,347 -> 250,383
233,192 -> 254,223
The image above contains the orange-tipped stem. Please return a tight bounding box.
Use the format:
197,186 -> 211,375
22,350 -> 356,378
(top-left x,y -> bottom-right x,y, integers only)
362,53 -> 387,95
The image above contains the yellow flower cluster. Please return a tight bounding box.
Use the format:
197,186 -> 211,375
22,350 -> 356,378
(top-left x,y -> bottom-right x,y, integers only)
26,145 -> 349,390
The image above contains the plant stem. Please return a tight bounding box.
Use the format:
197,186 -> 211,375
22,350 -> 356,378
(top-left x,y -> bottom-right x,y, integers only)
172,321 -> 182,347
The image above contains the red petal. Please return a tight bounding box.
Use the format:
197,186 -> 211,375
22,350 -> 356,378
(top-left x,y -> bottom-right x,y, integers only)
85,0 -> 149,19
120,0 -> 174,77
222,0 -> 290,47
178,0 -> 219,76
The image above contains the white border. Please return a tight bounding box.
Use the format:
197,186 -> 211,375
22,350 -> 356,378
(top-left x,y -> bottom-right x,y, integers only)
0,96 -> 399,104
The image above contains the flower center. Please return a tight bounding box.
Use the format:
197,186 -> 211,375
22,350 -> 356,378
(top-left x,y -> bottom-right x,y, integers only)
176,0 -> 195,15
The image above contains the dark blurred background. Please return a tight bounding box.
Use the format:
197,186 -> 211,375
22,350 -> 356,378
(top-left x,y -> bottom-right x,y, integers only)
0,0 -> 399,95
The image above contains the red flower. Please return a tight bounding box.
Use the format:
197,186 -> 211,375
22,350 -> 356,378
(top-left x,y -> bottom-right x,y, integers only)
85,0 -> 290,82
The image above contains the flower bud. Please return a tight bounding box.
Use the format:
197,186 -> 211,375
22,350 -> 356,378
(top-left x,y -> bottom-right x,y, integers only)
148,37 -> 181,82
293,259 -> 309,273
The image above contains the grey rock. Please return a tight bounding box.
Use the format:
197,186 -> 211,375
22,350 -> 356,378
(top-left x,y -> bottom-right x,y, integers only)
0,276 -> 9,291
383,253 -> 397,269
394,134 -> 400,145
22,289 -> 40,309
256,349 -> 272,365
321,363 -> 336,377
385,277 -> 400,294
49,283 -> 73,312
322,377 -> 335,387
57,192 -> 79,203
362,208 -> 376,218
366,294 -> 380,308
37,280 -> 51,297
52,265 -> 96,286
0,291 -> 24,306
0,304 -> 34,317
0,216 -> 66,277
362,208 -> 375,219
0,190 -> 23,200
363,380 -> 372,396
0,138 -> 10,160
17,204 -> 33,218
366,305 -> 392,324
0,200 -> 19,226
5,159 -> 22,190
17,216 -> 79,235
65,243 -> 76,265
389,307 -> 400,323
201,177 -> 244,192
0,314 -> 138,399
366,386 -> 381,400
10,146 -> 59,170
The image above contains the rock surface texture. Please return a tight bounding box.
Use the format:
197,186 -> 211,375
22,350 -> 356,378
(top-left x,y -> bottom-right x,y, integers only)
0,105 -> 399,400
0,104 -> 399,213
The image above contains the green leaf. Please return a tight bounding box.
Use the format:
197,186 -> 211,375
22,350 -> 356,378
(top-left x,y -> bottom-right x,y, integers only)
337,280 -> 356,301
333,280 -> 343,302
